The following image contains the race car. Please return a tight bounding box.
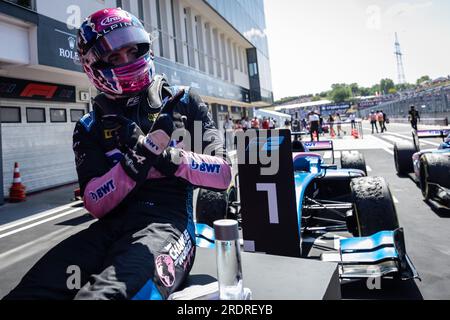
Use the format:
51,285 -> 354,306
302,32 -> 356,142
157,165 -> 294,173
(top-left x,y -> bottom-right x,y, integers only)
195,130 -> 419,281
394,128 -> 450,209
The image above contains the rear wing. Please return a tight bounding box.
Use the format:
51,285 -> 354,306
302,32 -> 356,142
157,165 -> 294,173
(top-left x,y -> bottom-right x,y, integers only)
303,140 -> 335,163
290,132 -> 335,162
416,129 -> 450,140
413,128 -> 450,150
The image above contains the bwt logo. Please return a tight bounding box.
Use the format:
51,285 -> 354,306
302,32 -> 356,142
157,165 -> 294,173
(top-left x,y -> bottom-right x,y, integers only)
145,137 -> 159,153
190,161 -> 220,174
89,179 -> 116,202
101,16 -> 123,26
247,136 -> 285,152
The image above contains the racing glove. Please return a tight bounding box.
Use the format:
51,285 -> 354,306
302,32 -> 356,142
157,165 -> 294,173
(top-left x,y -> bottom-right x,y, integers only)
104,89 -> 186,183
151,147 -> 232,192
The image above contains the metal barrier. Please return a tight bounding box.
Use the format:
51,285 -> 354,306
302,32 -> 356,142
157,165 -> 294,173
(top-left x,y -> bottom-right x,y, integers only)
387,118 -> 449,126
322,121 -> 364,139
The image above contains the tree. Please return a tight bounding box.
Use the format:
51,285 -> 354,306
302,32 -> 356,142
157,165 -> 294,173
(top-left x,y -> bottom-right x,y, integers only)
330,86 -> 351,103
416,75 -> 431,85
359,87 -> 372,96
388,88 -> 397,94
311,95 -> 322,102
349,83 -> 360,97
380,78 -> 395,95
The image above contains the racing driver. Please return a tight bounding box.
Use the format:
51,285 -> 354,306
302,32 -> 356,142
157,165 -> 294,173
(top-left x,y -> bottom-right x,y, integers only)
3,8 -> 231,300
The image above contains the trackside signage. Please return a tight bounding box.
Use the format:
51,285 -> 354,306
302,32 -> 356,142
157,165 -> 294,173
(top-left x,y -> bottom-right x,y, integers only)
237,129 -> 301,258
0,77 -> 76,102
37,16 -> 83,73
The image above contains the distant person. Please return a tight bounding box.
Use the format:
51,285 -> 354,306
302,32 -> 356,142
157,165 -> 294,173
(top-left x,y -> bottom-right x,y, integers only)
251,117 -> 260,129
408,105 -> 420,131
349,113 -> 356,130
301,118 -> 308,131
370,110 -> 379,134
377,111 -> 385,133
335,113 -> 346,137
319,115 -> 324,135
284,119 -> 291,130
223,117 -> 234,150
262,117 -> 270,130
241,117 -> 249,132
381,110 -> 388,132
292,118 -> 301,132
269,117 -> 275,129
328,114 -> 335,137
308,110 -> 320,141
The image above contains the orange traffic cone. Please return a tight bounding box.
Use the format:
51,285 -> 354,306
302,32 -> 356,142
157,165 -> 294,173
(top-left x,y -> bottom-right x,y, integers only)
9,162 -> 26,202
351,129 -> 359,139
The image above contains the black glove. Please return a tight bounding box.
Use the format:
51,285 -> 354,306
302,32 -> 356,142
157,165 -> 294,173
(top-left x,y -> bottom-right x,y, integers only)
153,147 -> 183,177
101,115 -> 144,150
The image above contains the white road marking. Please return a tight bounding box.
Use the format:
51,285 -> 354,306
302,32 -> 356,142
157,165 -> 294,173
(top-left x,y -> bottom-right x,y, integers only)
385,132 -> 440,147
0,201 -> 83,233
366,166 -> 372,172
392,196 -> 399,204
0,226 -> 74,270
0,208 -> 85,240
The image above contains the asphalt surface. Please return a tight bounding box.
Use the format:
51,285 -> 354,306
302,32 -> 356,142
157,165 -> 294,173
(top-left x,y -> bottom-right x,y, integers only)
0,122 -> 449,300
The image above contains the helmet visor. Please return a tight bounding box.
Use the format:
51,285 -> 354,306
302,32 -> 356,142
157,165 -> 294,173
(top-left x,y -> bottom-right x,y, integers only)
89,26 -> 151,62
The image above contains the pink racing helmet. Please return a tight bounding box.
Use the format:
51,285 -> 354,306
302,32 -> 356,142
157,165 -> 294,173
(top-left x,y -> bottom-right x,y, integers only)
77,8 -> 155,97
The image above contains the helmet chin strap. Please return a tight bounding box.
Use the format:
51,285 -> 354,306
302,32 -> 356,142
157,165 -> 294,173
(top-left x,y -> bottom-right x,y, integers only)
146,74 -> 172,112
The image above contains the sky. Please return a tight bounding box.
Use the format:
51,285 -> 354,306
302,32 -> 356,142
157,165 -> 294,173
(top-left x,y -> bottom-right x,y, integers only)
263,0 -> 450,100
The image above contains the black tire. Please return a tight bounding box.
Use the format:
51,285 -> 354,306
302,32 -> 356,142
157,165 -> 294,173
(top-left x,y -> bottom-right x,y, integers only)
350,177 -> 400,237
195,189 -> 228,227
394,142 -> 415,175
419,154 -> 450,200
226,187 -> 239,221
341,151 -> 367,176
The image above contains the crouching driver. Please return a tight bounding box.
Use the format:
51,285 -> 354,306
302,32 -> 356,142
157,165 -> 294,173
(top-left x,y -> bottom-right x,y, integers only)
4,8 -> 231,300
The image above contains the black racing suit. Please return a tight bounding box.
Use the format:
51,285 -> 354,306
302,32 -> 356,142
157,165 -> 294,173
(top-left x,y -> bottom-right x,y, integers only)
409,110 -> 420,130
3,78 -> 231,300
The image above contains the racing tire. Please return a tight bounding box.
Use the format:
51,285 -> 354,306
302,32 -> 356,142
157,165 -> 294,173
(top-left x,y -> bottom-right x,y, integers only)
350,177 -> 400,237
195,187 -> 239,227
341,151 -> 367,176
195,189 -> 228,227
394,142 -> 415,175
419,154 -> 450,200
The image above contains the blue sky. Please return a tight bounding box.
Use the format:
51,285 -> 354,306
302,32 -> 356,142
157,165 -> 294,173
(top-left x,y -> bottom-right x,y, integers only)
264,0 -> 450,99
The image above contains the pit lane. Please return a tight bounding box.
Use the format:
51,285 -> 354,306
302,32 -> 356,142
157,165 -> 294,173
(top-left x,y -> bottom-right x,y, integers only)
0,123 -> 449,299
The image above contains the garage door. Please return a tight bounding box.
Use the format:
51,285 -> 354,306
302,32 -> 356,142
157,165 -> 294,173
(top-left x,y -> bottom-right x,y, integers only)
1,100 -> 88,197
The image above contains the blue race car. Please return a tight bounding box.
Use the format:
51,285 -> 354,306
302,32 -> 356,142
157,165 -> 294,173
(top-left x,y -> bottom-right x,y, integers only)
394,129 -> 450,209
196,130 -> 419,281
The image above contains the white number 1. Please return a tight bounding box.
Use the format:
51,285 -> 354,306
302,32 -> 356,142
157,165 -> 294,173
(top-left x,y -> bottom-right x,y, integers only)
256,183 -> 279,224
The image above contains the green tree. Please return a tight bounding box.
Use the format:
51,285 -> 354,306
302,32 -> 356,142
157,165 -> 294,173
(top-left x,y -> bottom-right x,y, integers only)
330,86 -> 351,103
416,75 -> 431,85
311,95 -> 322,102
349,83 -> 360,97
359,87 -> 372,96
380,78 -> 395,95
388,88 -> 397,94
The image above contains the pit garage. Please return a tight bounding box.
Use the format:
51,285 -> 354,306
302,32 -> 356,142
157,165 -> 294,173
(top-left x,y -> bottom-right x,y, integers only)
1,97 -> 88,199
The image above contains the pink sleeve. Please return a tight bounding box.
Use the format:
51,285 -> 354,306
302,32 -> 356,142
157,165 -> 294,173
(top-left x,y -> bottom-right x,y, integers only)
174,150 -> 232,191
83,164 -> 136,219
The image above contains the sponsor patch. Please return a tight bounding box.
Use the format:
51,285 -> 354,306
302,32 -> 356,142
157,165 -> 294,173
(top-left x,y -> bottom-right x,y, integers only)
80,111 -> 95,132
89,179 -> 115,202
101,15 -> 124,26
163,230 -> 195,271
190,160 -> 220,174
247,136 -> 285,152
155,254 -> 176,288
